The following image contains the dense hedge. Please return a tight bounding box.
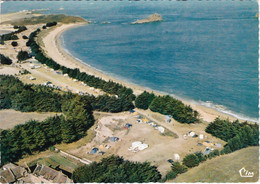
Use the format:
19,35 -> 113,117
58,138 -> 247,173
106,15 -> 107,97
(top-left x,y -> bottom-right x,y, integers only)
72,155 -> 161,183
135,92 -> 199,124
206,118 -> 259,153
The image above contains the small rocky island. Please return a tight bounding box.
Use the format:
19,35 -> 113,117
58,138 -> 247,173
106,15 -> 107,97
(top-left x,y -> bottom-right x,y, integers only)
131,13 -> 162,24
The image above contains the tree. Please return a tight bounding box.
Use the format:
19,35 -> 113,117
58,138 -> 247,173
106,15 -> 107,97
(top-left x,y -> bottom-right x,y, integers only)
11,41 -> 18,47
22,35 -> 28,39
171,162 -> 188,174
72,155 -> 161,183
182,154 -> 200,168
0,54 -> 12,65
17,50 -> 30,61
135,91 -> 155,110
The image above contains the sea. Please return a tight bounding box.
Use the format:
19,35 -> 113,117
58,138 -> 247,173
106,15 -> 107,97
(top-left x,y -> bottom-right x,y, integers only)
1,0 -> 259,122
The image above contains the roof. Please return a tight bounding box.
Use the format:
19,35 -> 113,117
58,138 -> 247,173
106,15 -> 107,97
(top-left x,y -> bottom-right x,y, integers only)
33,164 -> 72,183
2,163 -> 17,170
0,169 -> 16,183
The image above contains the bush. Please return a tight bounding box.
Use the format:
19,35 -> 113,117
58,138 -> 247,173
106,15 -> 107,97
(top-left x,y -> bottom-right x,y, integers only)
22,35 -> 28,39
163,170 -> 178,181
182,154 -> 200,168
13,25 -> 19,29
42,25 -> 47,29
0,54 -> 12,65
11,41 -> 18,47
46,22 -> 57,27
17,50 -> 30,61
194,152 -> 207,163
171,162 -> 188,174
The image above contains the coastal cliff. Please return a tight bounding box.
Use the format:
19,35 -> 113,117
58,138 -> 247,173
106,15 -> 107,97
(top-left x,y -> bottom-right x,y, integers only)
131,13 -> 162,24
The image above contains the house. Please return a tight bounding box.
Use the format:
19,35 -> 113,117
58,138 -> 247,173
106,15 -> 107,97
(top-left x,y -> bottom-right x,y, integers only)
0,163 -> 72,183
174,154 -> 180,161
90,148 -> 99,154
110,137 -> 119,142
33,164 -> 72,183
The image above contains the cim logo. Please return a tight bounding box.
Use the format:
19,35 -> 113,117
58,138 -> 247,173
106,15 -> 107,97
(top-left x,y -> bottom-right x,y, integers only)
239,167 -> 254,178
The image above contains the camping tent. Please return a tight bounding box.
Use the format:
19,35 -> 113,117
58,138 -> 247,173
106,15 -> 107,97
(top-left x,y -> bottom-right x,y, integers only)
90,148 -> 99,154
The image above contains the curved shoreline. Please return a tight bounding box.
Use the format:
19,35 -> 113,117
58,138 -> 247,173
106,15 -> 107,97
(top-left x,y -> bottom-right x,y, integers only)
41,23 -> 257,123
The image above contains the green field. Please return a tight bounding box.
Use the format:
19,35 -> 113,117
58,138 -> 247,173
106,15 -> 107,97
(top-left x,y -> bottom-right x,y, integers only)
6,14 -> 87,26
171,146 -> 259,183
28,153 -> 83,173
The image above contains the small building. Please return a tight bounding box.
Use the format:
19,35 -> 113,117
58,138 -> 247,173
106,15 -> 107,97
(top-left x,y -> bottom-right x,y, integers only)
110,137 -> 119,142
90,148 -> 99,154
174,154 -> 180,161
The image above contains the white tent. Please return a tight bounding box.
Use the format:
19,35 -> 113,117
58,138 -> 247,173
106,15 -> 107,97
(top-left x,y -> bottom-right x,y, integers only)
157,126 -> 165,133
199,134 -> 204,139
174,153 -> 180,161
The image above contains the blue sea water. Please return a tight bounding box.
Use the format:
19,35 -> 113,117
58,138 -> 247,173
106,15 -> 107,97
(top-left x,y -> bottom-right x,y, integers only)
1,1 -> 259,122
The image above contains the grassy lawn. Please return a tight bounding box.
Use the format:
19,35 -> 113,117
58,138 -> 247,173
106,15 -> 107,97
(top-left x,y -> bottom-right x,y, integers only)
171,146 -> 259,183
5,14 -> 87,26
28,152 -> 82,173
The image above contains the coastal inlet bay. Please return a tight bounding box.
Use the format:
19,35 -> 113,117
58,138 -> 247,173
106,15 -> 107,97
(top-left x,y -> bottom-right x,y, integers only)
3,1 -> 259,121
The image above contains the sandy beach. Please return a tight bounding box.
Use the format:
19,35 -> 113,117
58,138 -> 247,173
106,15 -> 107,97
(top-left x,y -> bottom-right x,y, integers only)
41,23 -> 247,123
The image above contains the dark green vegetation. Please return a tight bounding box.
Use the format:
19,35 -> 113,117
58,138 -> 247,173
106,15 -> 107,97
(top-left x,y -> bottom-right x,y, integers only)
206,118 -> 259,154
22,35 -> 28,39
11,41 -> 18,47
6,14 -> 87,26
0,75 -> 95,165
135,91 -> 199,124
72,155 -> 161,183
26,28 -> 136,107
46,21 -> 57,27
0,54 -> 12,65
161,162 -> 188,181
135,91 -> 155,110
17,50 -> 30,61
0,26 -> 27,44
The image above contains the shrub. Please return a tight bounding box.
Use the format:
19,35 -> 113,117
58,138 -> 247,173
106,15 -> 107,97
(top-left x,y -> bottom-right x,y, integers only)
171,162 -> 188,174
182,154 -> 200,168
0,54 -> 12,65
11,41 -> 18,47
22,35 -> 28,39
17,50 -> 30,61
